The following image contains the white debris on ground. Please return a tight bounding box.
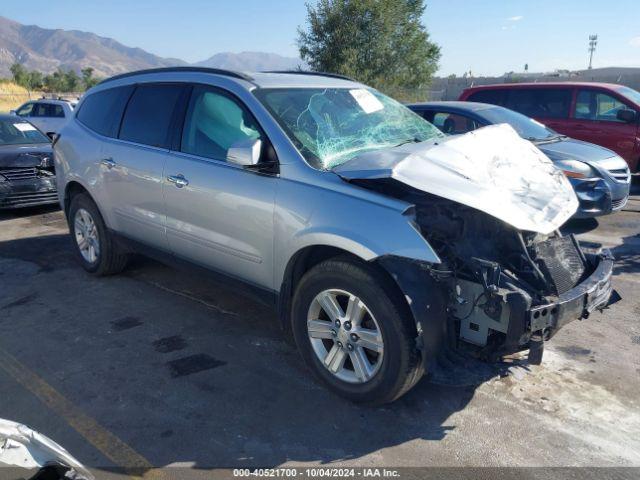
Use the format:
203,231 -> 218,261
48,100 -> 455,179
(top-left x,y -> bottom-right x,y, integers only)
482,349 -> 640,465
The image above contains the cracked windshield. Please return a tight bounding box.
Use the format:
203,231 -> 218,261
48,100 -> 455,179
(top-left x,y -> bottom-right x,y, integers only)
256,87 -> 443,169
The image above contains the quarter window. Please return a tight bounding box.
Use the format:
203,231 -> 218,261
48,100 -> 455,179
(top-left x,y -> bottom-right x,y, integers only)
181,86 -> 261,161
120,84 -> 185,148
52,104 -> 65,118
575,90 -> 631,122
77,86 -> 134,138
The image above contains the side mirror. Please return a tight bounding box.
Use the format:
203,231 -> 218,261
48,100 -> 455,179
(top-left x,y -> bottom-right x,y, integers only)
47,132 -> 57,141
226,138 -> 262,167
616,109 -> 637,123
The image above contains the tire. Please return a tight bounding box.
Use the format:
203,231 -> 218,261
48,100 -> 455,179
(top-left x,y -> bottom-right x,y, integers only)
68,193 -> 129,275
291,256 -> 423,405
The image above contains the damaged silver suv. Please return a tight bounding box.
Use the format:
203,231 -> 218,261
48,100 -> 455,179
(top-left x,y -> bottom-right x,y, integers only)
55,68 -> 617,404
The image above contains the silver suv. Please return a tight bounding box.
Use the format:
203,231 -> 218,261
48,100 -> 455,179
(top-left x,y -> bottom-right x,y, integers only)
55,68 -> 617,404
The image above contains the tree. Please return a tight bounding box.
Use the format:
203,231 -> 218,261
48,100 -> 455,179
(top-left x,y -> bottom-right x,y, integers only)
26,70 -> 44,90
81,67 -> 99,89
64,69 -> 81,91
297,0 -> 440,98
10,63 -> 29,88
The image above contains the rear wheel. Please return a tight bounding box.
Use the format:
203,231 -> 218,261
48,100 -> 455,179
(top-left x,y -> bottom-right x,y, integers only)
68,193 -> 128,275
292,256 -> 423,404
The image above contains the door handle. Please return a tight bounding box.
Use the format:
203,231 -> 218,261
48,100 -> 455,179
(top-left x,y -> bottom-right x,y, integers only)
100,158 -> 116,169
167,174 -> 189,188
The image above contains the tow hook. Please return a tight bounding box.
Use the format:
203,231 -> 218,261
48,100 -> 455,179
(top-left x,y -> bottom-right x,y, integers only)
528,332 -> 544,365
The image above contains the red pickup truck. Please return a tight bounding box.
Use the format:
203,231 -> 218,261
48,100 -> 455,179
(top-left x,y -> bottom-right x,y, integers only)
459,82 -> 640,172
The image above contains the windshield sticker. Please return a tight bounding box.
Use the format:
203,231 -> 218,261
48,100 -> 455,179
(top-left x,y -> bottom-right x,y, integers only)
14,123 -> 37,132
349,89 -> 384,114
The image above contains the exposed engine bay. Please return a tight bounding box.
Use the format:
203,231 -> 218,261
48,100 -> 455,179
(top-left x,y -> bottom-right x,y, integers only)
411,191 -> 589,354
367,180 -> 617,367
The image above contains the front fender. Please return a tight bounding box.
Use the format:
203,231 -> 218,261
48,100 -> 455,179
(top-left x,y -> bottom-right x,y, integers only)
274,179 -> 440,289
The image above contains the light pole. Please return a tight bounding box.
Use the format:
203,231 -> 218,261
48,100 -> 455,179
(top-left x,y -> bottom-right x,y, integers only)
588,35 -> 598,70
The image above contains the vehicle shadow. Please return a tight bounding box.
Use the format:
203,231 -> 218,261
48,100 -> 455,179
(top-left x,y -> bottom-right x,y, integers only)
560,217 -> 599,235
0,204 -> 61,222
0,231 -> 516,470
609,234 -> 640,275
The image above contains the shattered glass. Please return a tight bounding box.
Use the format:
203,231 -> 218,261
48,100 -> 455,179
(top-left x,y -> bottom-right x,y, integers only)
256,88 -> 443,169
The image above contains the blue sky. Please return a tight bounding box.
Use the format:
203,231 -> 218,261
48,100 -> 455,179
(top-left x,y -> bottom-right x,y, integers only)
2,0 -> 639,76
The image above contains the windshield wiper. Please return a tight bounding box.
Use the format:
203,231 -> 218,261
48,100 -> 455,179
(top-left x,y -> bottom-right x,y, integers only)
394,137 -> 421,147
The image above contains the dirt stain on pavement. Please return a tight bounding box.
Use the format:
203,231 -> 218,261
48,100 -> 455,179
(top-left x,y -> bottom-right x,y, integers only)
153,335 -> 187,353
110,316 -> 143,331
166,353 -> 226,377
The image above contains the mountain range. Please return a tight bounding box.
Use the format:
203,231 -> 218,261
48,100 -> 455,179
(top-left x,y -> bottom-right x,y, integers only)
0,16 -> 303,78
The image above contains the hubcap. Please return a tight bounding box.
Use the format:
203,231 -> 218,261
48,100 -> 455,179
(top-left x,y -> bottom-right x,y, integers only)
74,208 -> 100,264
307,289 -> 384,384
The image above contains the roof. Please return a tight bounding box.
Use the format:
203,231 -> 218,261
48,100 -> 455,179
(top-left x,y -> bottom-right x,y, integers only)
20,98 -> 76,106
250,71 -> 361,88
408,101 -> 495,111
98,67 -> 362,89
462,81 -> 627,91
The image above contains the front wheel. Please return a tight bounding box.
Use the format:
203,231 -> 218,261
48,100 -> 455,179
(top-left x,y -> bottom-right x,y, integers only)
291,257 -> 423,404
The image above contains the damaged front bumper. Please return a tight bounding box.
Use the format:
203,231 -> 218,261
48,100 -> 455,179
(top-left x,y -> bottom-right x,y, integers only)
498,249 -> 616,359
529,249 -> 616,332
378,247 -> 618,372
0,174 -> 58,209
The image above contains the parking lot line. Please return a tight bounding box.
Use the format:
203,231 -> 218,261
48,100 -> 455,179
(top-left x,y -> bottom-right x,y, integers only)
0,345 -> 155,476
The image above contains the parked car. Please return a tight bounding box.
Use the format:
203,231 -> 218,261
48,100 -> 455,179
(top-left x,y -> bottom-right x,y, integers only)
55,68 -> 616,404
11,99 -> 75,137
0,115 -> 57,209
408,101 -> 630,218
459,82 -> 640,172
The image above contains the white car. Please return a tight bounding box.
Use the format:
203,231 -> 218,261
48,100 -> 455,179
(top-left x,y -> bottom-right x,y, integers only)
11,99 -> 75,137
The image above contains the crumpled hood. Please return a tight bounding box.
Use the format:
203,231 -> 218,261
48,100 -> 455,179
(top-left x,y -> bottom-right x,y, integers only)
0,144 -> 53,168
334,124 -> 579,235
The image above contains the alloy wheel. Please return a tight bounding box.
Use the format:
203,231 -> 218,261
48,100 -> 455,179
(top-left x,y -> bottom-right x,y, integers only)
307,289 -> 384,383
74,208 -> 100,264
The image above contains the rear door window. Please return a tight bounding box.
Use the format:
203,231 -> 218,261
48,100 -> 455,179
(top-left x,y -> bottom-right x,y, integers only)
120,84 -> 186,148
575,89 -> 631,122
431,112 -> 479,134
467,89 -> 506,106
506,88 -> 571,119
77,85 -> 134,138
31,103 -> 53,118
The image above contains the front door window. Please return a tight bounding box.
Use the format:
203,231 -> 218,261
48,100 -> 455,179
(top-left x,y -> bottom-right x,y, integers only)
575,90 -> 631,122
181,87 -> 261,161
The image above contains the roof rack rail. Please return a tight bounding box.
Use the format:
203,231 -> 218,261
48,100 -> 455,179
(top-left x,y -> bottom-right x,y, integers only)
264,70 -> 356,81
98,67 -> 254,85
